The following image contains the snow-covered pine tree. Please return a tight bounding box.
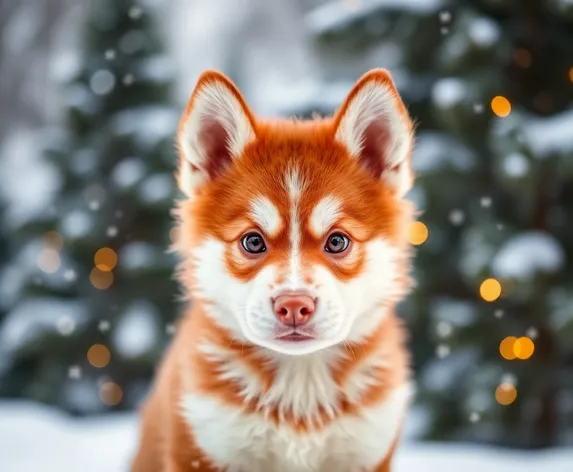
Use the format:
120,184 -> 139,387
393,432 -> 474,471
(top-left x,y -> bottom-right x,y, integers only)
302,0 -> 573,448
0,0 -> 180,414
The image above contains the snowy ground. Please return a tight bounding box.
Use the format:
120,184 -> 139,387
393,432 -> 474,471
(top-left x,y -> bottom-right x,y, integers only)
1,401 -> 571,471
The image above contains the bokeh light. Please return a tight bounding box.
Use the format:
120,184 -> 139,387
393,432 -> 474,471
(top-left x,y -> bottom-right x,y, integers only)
42,231 -> 63,250
99,381 -> 123,406
87,344 -> 111,368
495,383 -> 517,406
408,221 -> 429,245
90,267 -> 114,290
569,67 -> 573,83
37,248 -> 61,274
94,247 -> 117,271
479,278 -> 502,302
513,49 -> 532,68
499,336 -> 518,360
491,96 -> 511,117
514,336 -> 535,360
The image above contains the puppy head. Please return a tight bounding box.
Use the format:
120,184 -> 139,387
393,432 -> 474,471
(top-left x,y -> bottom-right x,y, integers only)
175,69 -> 415,356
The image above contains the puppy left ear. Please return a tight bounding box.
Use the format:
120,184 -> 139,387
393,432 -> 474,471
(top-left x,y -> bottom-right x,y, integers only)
176,70 -> 256,197
333,69 -> 414,196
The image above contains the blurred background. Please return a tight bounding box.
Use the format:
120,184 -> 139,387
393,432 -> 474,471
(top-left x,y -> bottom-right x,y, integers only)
1,0 -> 573,469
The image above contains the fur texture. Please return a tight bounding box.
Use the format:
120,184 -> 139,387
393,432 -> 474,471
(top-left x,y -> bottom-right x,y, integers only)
131,68 -> 416,472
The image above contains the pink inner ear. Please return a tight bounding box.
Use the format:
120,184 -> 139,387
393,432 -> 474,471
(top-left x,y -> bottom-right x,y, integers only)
199,116 -> 232,180
359,118 -> 392,178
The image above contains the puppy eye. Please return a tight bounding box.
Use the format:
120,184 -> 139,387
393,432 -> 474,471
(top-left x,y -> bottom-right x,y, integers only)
324,232 -> 350,254
241,232 -> 267,254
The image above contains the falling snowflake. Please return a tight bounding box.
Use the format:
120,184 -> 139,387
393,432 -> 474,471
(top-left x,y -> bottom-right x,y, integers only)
107,226 -> 119,237
90,69 -> 116,96
68,366 -> 82,379
436,321 -> 453,338
439,10 -> 452,23
469,412 -> 481,423
497,223 -> 505,230
123,74 -> 135,86
98,320 -> 111,333
440,27 -> 449,35
129,6 -> 143,20
166,323 -> 176,335
104,49 -> 116,60
494,309 -> 504,319
526,327 -> 539,339
449,209 -> 465,226
191,461 -> 200,469
436,344 -> 450,358
63,269 -> 77,282
57,316 -> 76,336
473,103 -> 484,113
480,196 -> 492,207
89,200 -> 101,211
501,373 -> 517,386
116,210 -> 124,219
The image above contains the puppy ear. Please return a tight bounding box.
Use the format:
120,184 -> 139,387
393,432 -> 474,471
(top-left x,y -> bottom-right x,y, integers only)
333,69 -> 414,196
176,70 -> 256,196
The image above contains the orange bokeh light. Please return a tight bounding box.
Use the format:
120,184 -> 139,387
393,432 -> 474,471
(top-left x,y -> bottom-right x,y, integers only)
94,247 -> 117,271
100,381 -> 123,406
514,336 -> 535,360
499,336 -> 518,360
495,383 -> 517,406
480,278 -> 502,302
42,231 -> 63,251
87,344 -> 111,368
408,221 -> 429,246
491,96 -> 511,117
90,267 -> 114,290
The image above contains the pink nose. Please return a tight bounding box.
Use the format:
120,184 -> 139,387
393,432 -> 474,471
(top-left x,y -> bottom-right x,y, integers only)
273,293 -> 316,326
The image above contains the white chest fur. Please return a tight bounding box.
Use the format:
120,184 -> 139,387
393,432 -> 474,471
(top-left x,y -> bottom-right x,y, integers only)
180,350 -> 411,472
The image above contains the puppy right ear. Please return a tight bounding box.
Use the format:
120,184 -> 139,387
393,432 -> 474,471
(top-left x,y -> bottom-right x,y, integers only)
176,70 -> 256,196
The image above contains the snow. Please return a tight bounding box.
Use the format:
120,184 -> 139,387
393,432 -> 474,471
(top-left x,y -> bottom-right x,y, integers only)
492,231 -> 565,279
111,157 -> 147,189
468,17 -> 500,48
119,242 -> 157,271
1,400 -> 571,472
0,299 -> 88,357
60,210 -> 93,239
89,69 -> 116,95
111,106 -> 179,148
502,152 -> 530,178
432,77 -> 466,109
0,128 -> 61,229
113,302 -> 160,359
524,109 -> 573,158
253,78 -> 353,118
138,173 -> 173,204
307,0 -> 444,35
413,132 -> 475,173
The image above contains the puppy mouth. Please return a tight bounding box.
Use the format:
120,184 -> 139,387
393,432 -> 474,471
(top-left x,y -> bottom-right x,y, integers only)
275,330 -> 316,342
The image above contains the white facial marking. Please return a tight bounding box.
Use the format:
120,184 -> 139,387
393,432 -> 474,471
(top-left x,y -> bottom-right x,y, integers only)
285,168 -> 305,290
309,195 -> 342,237
250,196 -> 282,236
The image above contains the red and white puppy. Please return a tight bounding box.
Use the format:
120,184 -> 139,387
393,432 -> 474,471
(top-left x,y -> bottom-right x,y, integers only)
131,69 -> 416,472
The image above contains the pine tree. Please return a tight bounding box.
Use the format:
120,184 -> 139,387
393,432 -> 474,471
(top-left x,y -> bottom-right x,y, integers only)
0,0 -> 180,414
302,0 -> 573,448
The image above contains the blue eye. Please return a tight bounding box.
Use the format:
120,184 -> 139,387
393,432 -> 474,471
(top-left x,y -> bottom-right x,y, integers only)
241,232 -> 267,254
325,233 -> 350,254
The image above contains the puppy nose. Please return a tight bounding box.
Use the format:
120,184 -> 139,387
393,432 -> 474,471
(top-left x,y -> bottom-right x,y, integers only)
273,293 -> 316,326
